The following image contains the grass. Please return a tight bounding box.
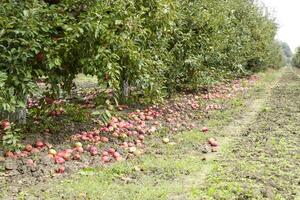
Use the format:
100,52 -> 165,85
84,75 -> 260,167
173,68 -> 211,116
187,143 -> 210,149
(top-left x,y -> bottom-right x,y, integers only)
14,68 -> 292,200
19,95 -> 247,200
20,129 -> 214,199
74,74 -> 98,88
195,68 -> 300,199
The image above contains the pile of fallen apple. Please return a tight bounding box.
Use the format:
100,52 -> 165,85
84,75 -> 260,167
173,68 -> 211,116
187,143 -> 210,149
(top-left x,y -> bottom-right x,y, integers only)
0,75 -> 257,175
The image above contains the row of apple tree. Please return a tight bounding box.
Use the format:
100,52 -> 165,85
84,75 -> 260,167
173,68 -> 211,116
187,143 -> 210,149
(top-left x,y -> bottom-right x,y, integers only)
0,0 -> 286,114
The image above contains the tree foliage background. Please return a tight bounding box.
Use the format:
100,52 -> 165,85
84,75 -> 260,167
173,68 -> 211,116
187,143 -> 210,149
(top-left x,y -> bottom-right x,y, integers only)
0,0 -> 287,113
292,47 -> 300,68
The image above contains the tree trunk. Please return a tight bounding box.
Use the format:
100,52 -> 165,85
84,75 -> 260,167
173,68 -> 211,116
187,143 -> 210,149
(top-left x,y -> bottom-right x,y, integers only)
121,79 -> 129,102
0,97 -> 27,124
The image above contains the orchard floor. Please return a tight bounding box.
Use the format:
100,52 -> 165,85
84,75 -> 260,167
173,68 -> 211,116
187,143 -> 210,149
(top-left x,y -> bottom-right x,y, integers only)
2,67 -> 300,200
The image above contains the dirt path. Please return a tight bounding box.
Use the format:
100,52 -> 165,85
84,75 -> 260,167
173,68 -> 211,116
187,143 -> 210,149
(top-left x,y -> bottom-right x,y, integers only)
4,67 -> 299,200
195,67 -> 300,199
170,68 -> 284,200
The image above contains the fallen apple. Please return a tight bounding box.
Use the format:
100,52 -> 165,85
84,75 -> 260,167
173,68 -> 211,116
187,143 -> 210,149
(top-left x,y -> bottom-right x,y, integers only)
25,144 -> 33,152
101,137 -> 109,143
62,153 -> 71,161
1,120 -> 10,130
55,156 -> 65,164
208,138 -> 219,147
72,154 -> 81,160
101,156 -> 110,163
48,149 -> 57,155
102,151 -> 109,156
162,138 -> 170,144
81,135 -> 89,141
26,159 -> 34,166
31,148 -> 40,154
108,148 -> 115,154
89,146 -> 98,156
210,140 -> 219,147
55,166 -> 65,173
74,142 -> 82,148
129,147 -> 136,153
113,152 -> 120,158
138,135 -> 145,140
65,149 -> 73,154
128,142 -> 134,147
35,140 -> 44,148
202,127 -> 209,132
75,146 -> 84,153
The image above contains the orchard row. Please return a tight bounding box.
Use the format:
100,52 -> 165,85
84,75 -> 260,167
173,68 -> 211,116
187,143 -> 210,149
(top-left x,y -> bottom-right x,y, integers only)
0,0 -> 285,112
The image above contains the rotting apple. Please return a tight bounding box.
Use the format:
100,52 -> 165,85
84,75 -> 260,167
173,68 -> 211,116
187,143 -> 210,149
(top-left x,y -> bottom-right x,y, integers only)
24,144 -> 33,152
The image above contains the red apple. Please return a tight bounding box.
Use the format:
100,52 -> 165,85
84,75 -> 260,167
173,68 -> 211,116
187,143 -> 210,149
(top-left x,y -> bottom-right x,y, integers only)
202,127 -> 209,132
55,166 -> 65,173
113,152 -> 120,158
101,127 -> 109,132
102,151 -> 109,156
208,138 -> 218,147
55,156 -> 65,164
81,135 -> 89,141
94,136 -> 101,141
122,142 -> 128,148
26,159 -> 34,166
89,146 -> 98,156
65,149 -> 73,154
31,148 -> 40,154
138,135 -> 145,140
72,154 -> 81,160
210,140 -> 219,147
101,137 -> 109,143
1,120 -> 10,130
35,140 -> 44,148
128,142 -> 134,147
101,156 -> 110,163
24,144 -> 33,152
20,151 -> 29,157
108,148 -> 115,154
62,153 -> 71,161
75,146 -> 84,153
57,152 -> 65,157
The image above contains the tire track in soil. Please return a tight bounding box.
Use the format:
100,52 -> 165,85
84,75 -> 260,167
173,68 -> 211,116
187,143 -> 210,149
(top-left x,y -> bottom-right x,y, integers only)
169,68 -> 285,200
196,67 -> 300,199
